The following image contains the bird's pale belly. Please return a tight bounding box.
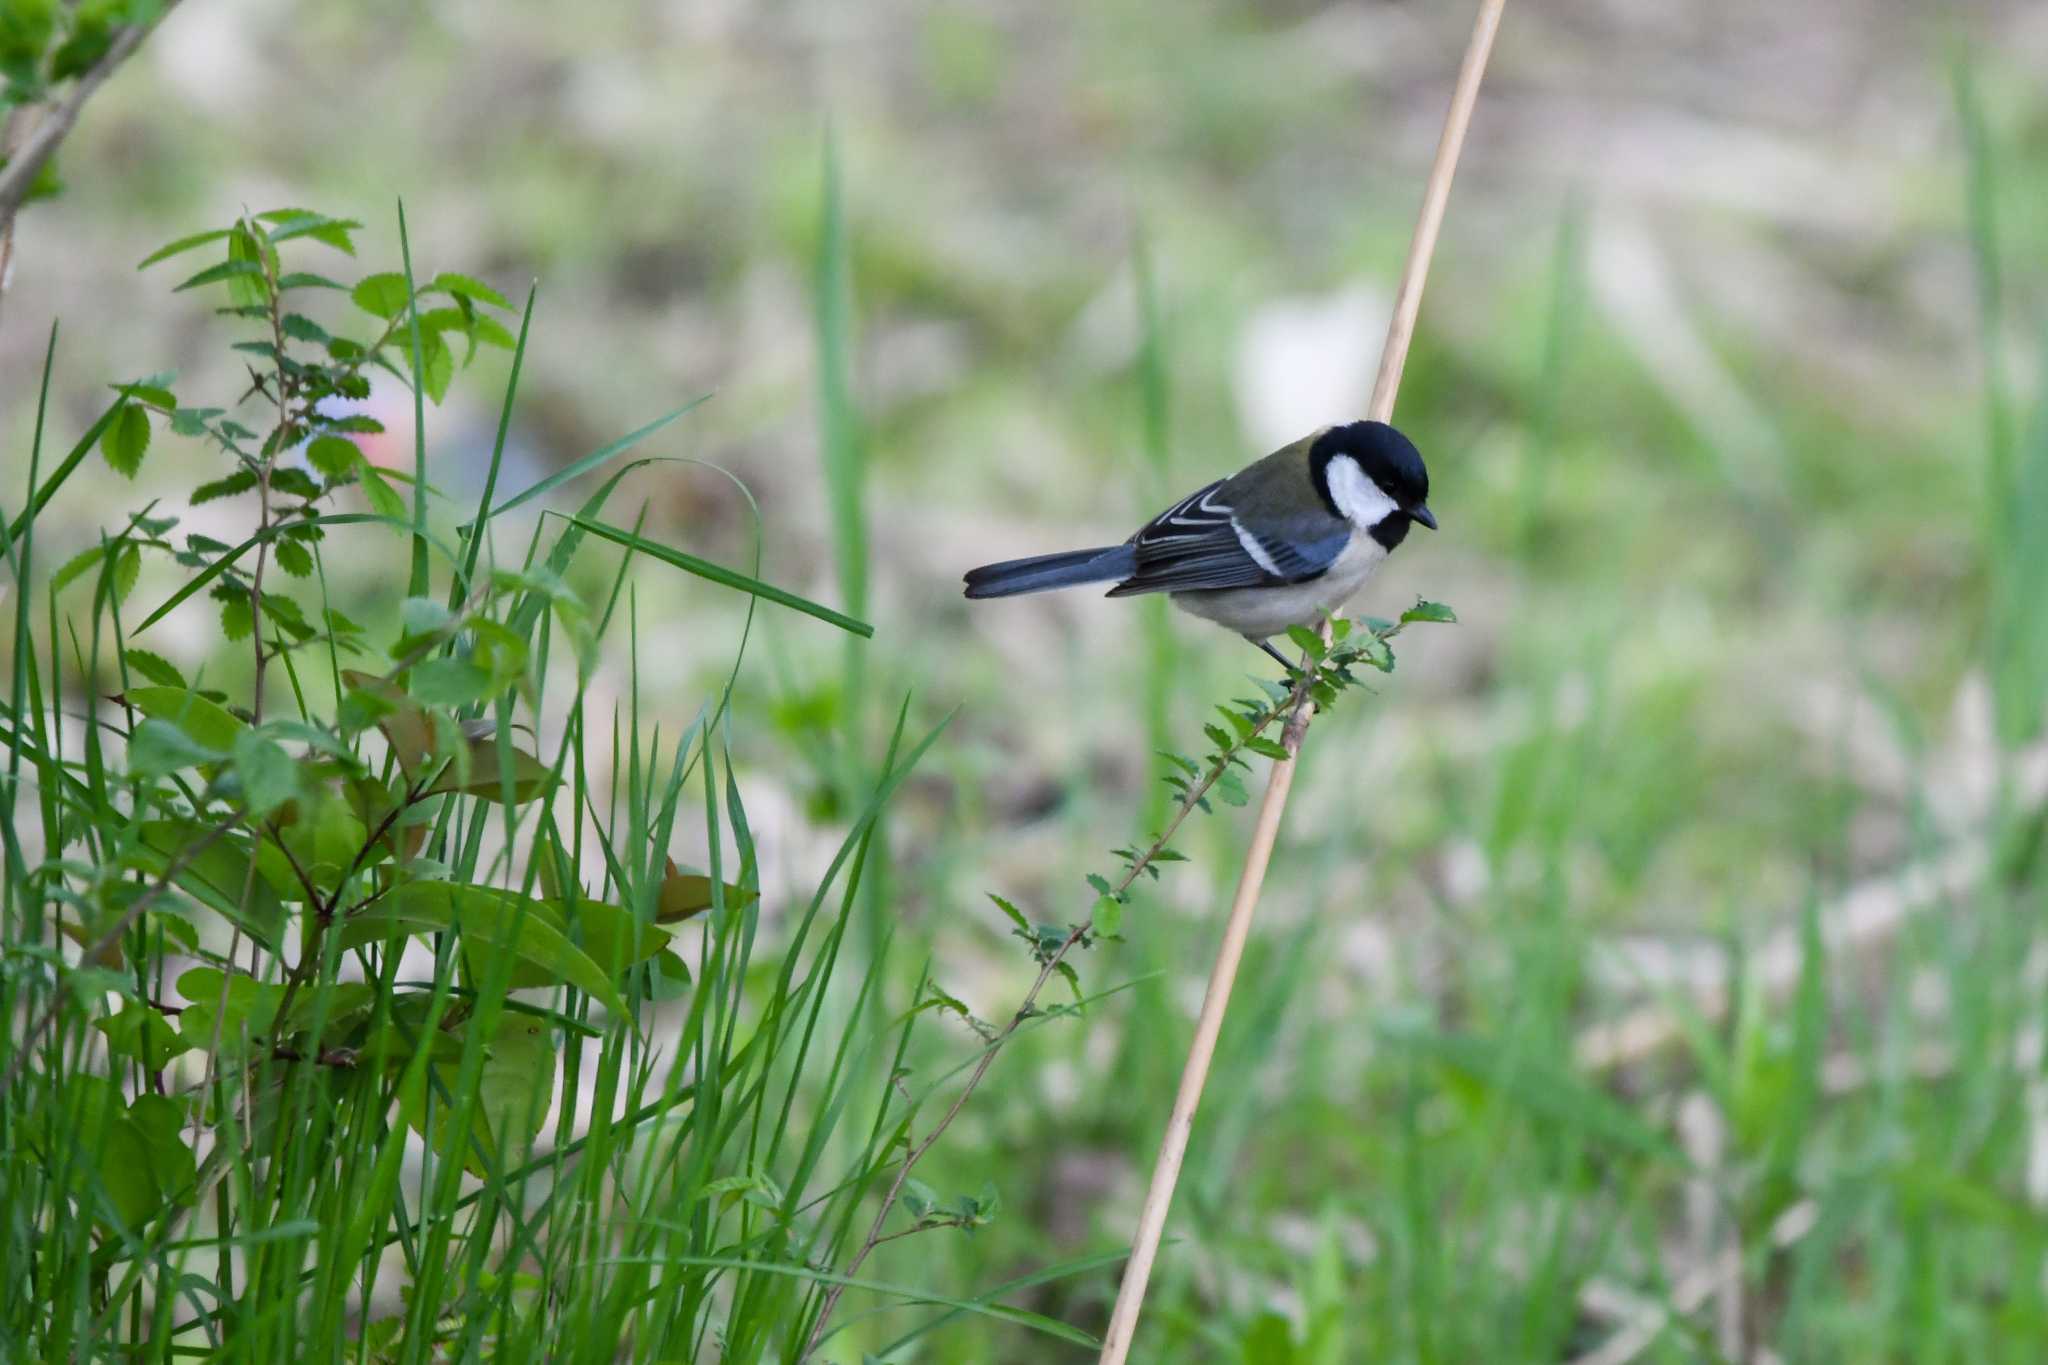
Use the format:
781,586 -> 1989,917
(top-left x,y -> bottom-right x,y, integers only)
1169,531 -> 1389,640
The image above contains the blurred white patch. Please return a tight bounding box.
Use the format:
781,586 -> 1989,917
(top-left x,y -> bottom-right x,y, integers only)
1233,283 -> 1385,453
1588,213 -> 1784,493
151,0 -> 266,116
1064,262 -> 1139,375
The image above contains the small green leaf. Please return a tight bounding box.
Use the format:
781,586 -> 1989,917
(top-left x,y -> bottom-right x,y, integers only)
657,865 -> 758,922
1243,735 -> 1291,761
410,328 -> 454,404
127,718 -> 224,779
123,649 -> 186,689
279,312 -> 331,344
220,594 -> 253,641
232,731 -> 301,817
96,1002 -> 192,1071
1217,770 -> 1249,807
1400,599 -> 1457,625
428,271 -> 511,309
119,383 -> 177,410
358,462 -> 408,521
306,435 -> 358,479
903,1179 -> 940,1221
1284,625 -> 1325,659
109,543 -> 141,606
50,544 -> 106,594
226,225 -> 269,309
338,883 -> 623,1012
273,540 -> 313,578
191,470 -> 258,504
100,402 -> 150,477
409,657 -> 494,707
988,893 -> 1030,932
269,467 -> 321,499
139,228 -> 234,269
351,272 -> 412,319
1092,896 -> 1122,938
398,596 -> 453,638
135,827 -> 288,951
404,1013 -> 556,1177
470,315 -> 517,350
171,258 -> 263,293
123,686 -> 247,752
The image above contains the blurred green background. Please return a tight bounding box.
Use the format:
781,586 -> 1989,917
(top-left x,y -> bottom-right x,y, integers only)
8,0 -> 2048,1358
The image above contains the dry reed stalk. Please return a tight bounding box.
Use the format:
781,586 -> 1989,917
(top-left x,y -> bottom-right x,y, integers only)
1094,2 -> 1509,1358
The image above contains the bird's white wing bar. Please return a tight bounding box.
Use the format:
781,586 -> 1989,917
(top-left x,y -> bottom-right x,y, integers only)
1230,517 -> 1283,575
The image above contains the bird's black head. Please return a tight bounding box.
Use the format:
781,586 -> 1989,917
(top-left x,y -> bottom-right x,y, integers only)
1309,420 -> 1435,548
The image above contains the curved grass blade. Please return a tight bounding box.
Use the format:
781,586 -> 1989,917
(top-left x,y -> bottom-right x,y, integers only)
466,395 -> 711,531
567,514 -> 872,638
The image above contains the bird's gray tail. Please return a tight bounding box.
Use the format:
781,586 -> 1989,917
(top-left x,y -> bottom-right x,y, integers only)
963,544 -> 1135,598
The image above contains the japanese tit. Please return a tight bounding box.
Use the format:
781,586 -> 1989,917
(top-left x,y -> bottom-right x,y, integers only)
963,420 -> 1434,667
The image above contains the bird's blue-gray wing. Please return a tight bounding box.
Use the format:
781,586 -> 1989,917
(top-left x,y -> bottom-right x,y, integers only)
1106,480 -> 1350,596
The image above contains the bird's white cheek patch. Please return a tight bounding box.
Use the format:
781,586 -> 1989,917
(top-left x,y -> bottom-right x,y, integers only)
1325,454 -> 1399,528
1231,517 -> 1283,574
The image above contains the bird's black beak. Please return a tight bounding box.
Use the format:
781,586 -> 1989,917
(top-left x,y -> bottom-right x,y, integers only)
1410,504 -> 1437,531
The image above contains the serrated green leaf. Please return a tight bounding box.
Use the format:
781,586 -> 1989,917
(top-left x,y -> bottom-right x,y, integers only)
126,718 -> 223,779
190,469 -> 257,504
139,228 -> 234,269
1092,896 -> 1122,937
279,312 -> 330,344
171,258 -> 263,293
306,434 -> 358,479
409,657 -> 494,707
1400,599 -> 1457,625
122,649 -> 186,689
269,467 -> 320,499
100,402 -> 149,477
123,685 -> 246,752
96,1001 -> 192,1071
337,883 -> 622,1012
110,543 -> 141,605
351,271 -> 411,319
358,462 -> 407,521
273,539 -> 313,578
428,271 -> 510,309
410,327 -> 453,404
220,594 -> 253,640
134,826 -> 287,951
50,543 -> 105,594
988,893 -> 1029,932
231,731 -> 300,817
225,225 -> 270,309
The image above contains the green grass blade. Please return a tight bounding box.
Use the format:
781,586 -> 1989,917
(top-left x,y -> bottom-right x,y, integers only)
566,515 -> 872,637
